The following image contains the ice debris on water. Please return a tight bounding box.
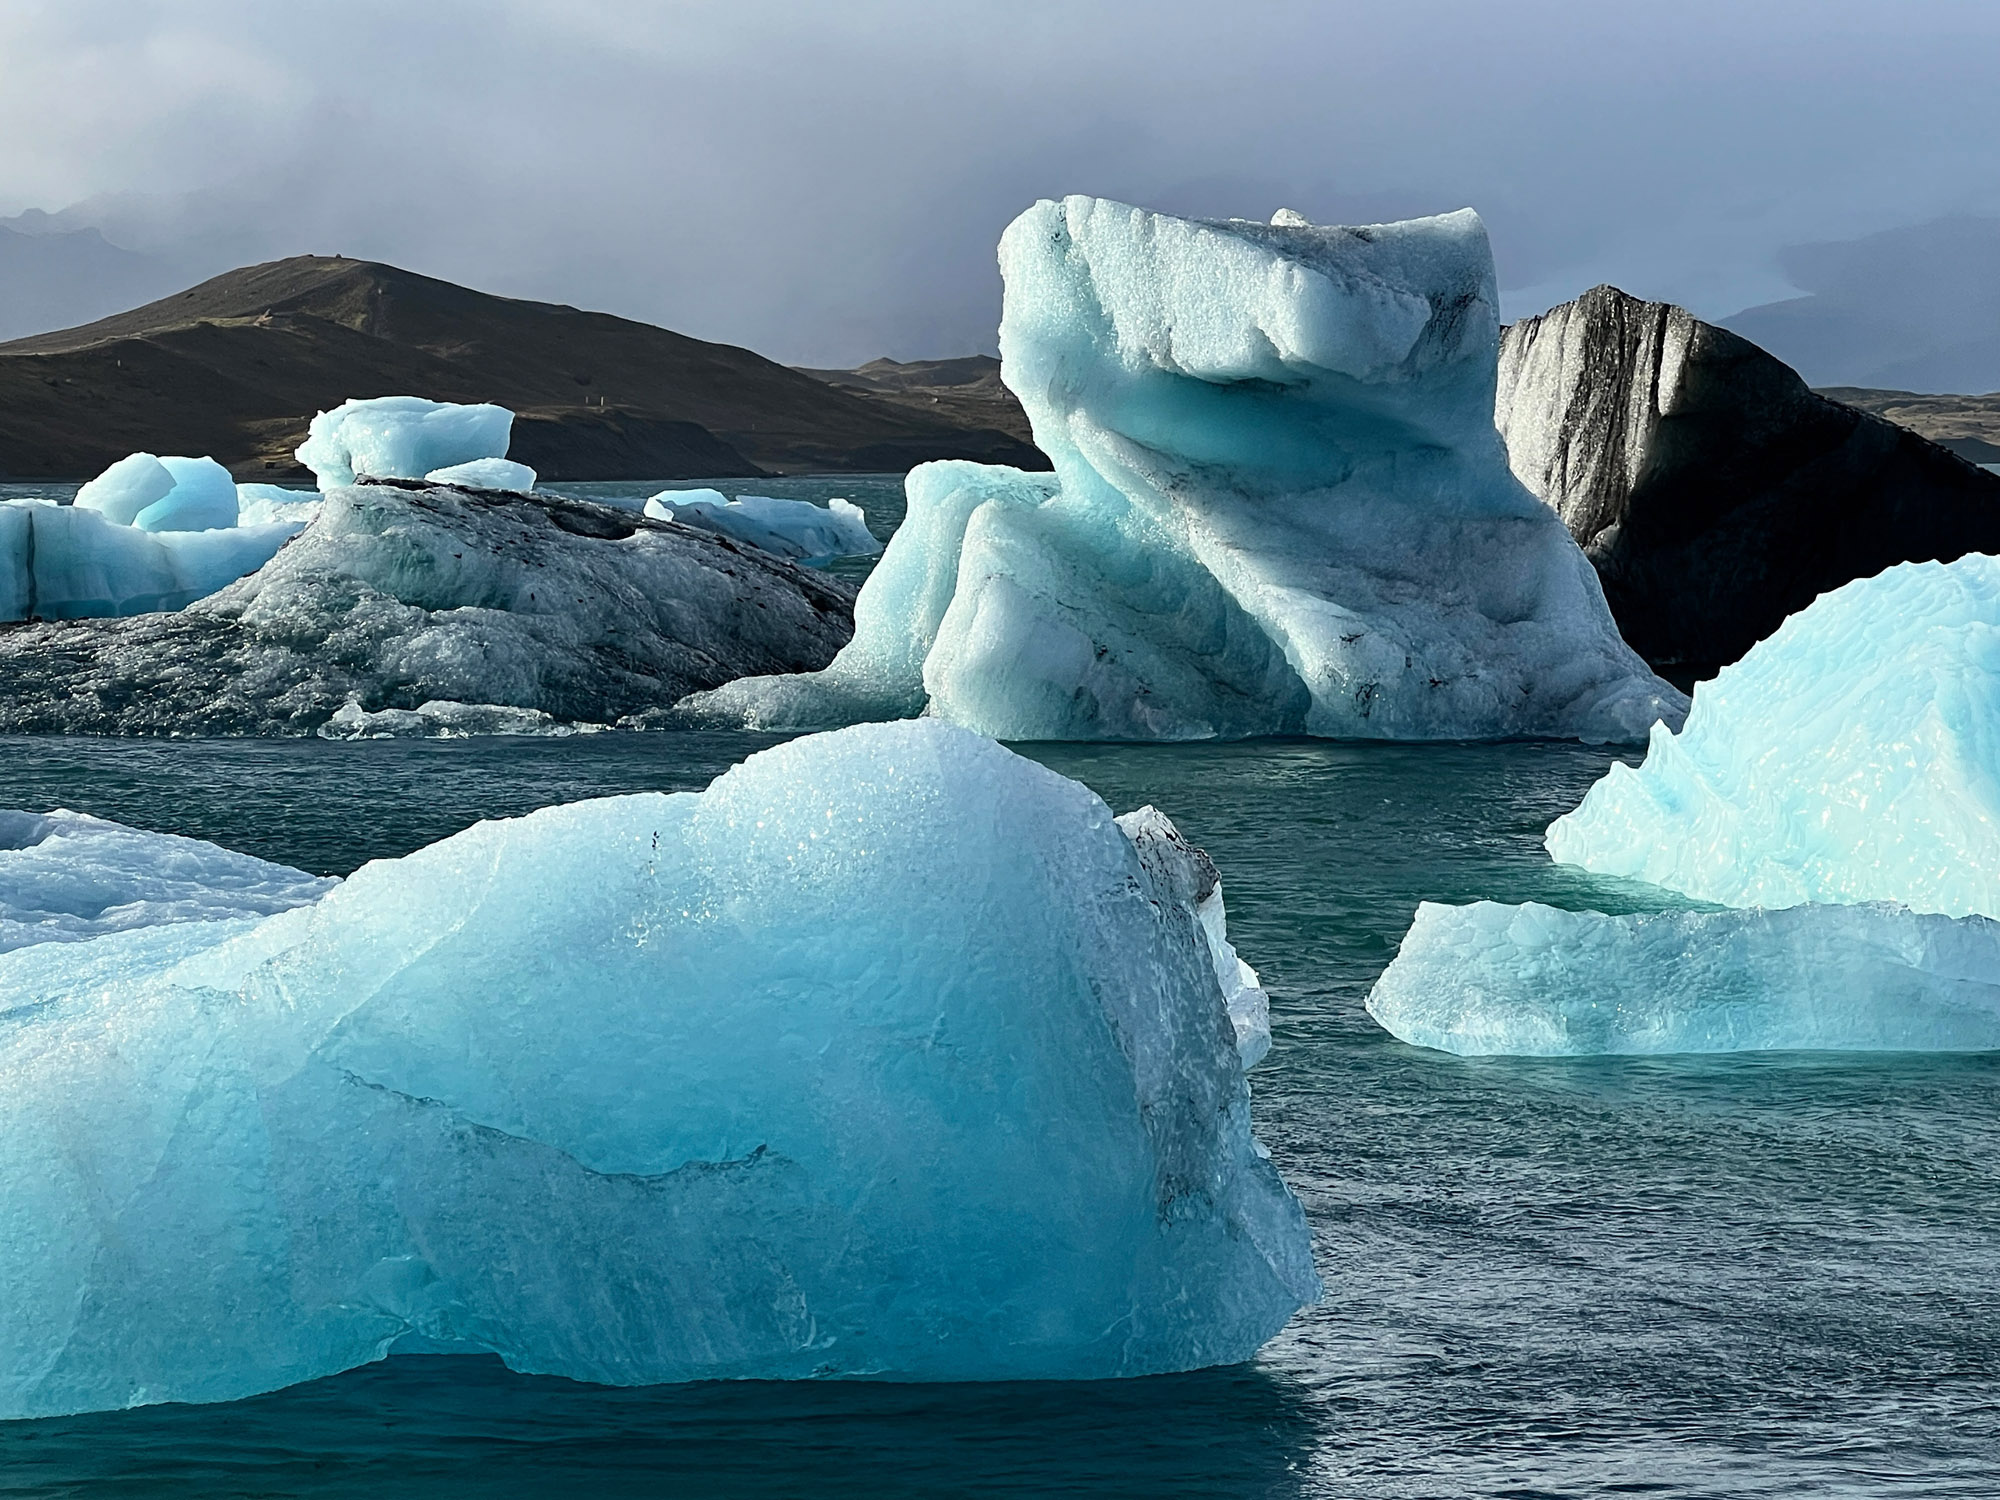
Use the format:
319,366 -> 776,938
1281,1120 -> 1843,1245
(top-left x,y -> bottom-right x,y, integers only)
645,490 -> 883,565
295,396 -> 514,491
1370,555 -> 2000,1056
689,196 -> 1684,743
0,721 -> 1315,1416
0,808 -> 335,954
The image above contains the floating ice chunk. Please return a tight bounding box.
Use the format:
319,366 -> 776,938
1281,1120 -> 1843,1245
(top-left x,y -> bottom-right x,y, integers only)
234,484 -> 323,528
74,453 -> 175,525
645,490 -> 883,564
134,456 -> 240,532
424,458 -> 538,493
0,808 -> 335,953
296,397 -> 514,491
1368,899 -> 2000,1056
0,500 -> 302,622
316,699 -> 585,739
1548,556 -> 2000,919
691,198 -> 1683,742
0,722 -> 1315,1417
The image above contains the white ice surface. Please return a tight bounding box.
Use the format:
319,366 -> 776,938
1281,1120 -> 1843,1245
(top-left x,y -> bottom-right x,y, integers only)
0,722 -> 1315,1417
0,808 -> 335,953
135,457 -> 240,533
1368,899 -> 2000,1056
74,454 -> 175,526
0,500 -> 303,622
234,484 -> 324,528
296,397 -> 514,490
424,458 -> 538,493
690,198 -> 1683,743
1548,556 -> 2000,919
645,491 -> 883,564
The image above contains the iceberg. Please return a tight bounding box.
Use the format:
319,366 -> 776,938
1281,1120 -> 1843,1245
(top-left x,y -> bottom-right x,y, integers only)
690,198 -> 1684,743
74,453 -> 175,525
0,500 -> 304,622
1367,899 -> 2000,1056
0,481 -> 855,733
1547,556 -> 2000,919
645,490 -> 884,565
296,397 -> 514,490
424,457 -> 538,493
0,722 -> 1315,1418
0,808 -> 335,953
134,456 -> 240,532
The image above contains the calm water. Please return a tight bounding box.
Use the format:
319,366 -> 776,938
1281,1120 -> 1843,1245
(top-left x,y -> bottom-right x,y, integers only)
1,732 -> 1995,1498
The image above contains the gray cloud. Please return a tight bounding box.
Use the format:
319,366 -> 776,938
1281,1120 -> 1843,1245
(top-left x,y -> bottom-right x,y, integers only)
3,0 -> 1998,365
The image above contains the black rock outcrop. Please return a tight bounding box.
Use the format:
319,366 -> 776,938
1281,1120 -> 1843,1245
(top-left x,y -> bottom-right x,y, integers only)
1498,284 -> 2000,670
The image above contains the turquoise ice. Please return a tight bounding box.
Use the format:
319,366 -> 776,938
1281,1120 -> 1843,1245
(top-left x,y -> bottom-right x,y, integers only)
1371,555 -> 2000,1055
0,722 -> 1314,1418
295,396 -> 514,490
691,198 -> 1683,742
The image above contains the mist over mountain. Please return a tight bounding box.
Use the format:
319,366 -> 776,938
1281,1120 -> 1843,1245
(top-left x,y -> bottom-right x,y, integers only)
1725,218 -> 2000,394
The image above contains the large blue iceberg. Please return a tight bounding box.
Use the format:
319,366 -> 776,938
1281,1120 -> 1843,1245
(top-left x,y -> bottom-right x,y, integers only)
1369,555 -> 2000,1056
688,198 -> 1684,742
0,722 -> 1315,1418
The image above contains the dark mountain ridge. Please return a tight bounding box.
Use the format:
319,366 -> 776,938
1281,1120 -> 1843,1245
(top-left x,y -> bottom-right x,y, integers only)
0,256 -> 1047,481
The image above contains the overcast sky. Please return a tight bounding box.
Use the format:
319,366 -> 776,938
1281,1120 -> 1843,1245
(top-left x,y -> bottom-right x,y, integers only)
2,0 -> 1998,366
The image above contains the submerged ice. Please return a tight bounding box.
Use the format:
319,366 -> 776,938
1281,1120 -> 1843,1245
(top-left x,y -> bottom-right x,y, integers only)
692,197 -> 1683,742
0,722 -> 1315,1417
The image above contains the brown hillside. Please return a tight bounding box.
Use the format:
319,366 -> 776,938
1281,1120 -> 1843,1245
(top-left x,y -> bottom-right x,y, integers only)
0,256 -> 1048,481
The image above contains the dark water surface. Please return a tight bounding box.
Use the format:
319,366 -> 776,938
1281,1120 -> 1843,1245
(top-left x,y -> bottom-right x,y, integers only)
1,733 -> 1996,1498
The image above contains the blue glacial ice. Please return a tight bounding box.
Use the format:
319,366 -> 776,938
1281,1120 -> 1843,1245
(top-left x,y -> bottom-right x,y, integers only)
689,198 -> 1684,742
0,721 -> 1315,1418
1369,555 -> 2000,1057
1548,556 -> 2000,919
73,453 -> 177,525
1367,900 -> 2000,1057
644,489 -> 884,565
233,483 -> 324,527
0,500 -> 305,622
0,809 -> 335,953
295,396 -> 514,490
134,456 -> 241,532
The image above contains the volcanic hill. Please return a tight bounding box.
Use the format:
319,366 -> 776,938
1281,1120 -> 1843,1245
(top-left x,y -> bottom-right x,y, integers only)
0,256 -> 1048,482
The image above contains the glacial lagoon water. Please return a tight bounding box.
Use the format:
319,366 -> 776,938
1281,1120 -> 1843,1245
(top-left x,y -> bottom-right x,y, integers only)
1,732 -> 1996,1497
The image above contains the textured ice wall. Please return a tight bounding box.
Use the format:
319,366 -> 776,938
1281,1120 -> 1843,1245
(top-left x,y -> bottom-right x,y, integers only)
0,722 -> 1315,1417
1548,556 -> 2000,919
1368,900 -> 2000,1056
0,500 -> 303,622
0,809 -> 335,953
644,491 -> 883,565
296,397 -> 514,490
692,198 -> 1683,743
